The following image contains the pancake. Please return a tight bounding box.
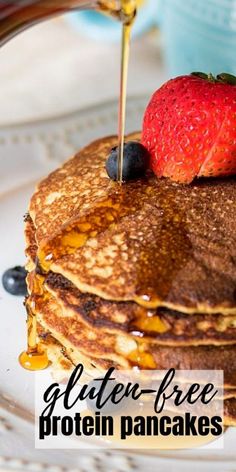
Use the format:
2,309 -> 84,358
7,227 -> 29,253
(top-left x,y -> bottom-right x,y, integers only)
37,321 -> 236,404
25,213 -> 37,269
37,325 -> 236,426
25,218 -> 236,346
28,133 -> 236,314
223,398 -> 236,426
25,291 -> 236,387
45,272 -> 236,346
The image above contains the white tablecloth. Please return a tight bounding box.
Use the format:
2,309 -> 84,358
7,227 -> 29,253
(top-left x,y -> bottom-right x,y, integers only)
0,17 -> 167,125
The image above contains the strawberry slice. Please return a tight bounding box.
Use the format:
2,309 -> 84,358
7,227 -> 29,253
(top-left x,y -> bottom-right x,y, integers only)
142,73 -> 236,184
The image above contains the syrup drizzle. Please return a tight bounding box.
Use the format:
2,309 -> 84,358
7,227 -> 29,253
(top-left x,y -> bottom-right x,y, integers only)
19,0 -> 137,370
19,274 -> 50,370
117,1 -> 136,183
19,306 -> 49,371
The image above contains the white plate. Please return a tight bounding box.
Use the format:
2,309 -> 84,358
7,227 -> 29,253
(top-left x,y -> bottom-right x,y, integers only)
0,97 -> 235,471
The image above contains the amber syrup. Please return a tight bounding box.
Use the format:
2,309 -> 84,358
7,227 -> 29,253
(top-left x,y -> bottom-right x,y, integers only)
19,272 -> 50,370
18,0 -> 137,370
117,0 -> 136,183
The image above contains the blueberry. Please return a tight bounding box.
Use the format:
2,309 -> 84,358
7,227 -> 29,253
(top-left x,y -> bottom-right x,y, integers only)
2,266 -> 27,296
106,141 -> 149,182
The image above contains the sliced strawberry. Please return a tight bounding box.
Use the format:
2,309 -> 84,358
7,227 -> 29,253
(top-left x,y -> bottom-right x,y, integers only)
198,109 -> 236,177
142,74 -> 236,183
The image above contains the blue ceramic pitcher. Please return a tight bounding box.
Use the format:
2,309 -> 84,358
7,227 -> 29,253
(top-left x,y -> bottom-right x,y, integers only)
160,0 -> 236,76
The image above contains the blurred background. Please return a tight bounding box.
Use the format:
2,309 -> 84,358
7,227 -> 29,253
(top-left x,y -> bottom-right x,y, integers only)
0,0 -> 236,125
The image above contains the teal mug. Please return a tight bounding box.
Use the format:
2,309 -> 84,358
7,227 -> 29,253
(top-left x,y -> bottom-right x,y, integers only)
68,0 -> 236,77
159,0 -> 236,76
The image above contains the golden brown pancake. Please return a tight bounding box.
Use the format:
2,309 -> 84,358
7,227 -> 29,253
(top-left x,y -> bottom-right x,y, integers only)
25,291 -> 236,387
223,398 -> 236,425
25,218 -> 236,346
37,325 -> 236,426
28,133 -> 236,314
25,214 -> 37,264
45,272 -> 236,346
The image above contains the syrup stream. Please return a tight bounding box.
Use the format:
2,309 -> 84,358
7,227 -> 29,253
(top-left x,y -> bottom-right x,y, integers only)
117,22 -> 131,183
117,1 -> 136,183
19,275 -> 50,370
19,0 -> 136,370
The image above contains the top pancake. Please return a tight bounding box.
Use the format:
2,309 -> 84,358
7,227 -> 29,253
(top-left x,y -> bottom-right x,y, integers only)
29,133 -> 236,314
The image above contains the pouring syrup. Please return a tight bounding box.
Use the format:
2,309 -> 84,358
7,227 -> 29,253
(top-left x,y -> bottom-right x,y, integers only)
4,0 -> 137,369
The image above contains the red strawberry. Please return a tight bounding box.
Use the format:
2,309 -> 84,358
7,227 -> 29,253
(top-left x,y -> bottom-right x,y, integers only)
142,73 -> 236,184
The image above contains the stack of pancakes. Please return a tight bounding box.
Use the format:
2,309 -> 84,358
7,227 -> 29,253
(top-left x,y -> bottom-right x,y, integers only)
24,132 -> 236,425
